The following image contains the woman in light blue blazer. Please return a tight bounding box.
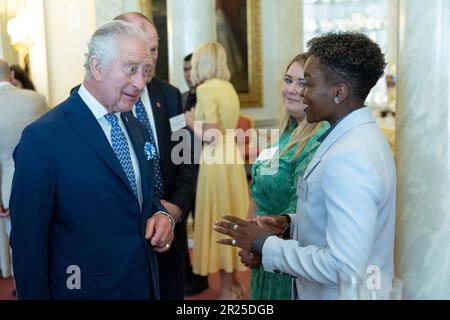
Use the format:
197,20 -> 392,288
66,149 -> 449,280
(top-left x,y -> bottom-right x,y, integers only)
214,32 -> 396,300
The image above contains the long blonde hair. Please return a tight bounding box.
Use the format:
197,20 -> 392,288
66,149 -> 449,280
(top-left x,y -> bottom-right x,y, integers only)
279,53 -> 323,160
190,41 -> 231,87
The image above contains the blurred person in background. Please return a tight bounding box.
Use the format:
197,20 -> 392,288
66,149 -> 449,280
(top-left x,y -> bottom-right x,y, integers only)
185,41 -> 249,300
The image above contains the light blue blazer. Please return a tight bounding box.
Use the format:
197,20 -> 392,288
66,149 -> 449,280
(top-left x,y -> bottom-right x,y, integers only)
262,107 -> 396,300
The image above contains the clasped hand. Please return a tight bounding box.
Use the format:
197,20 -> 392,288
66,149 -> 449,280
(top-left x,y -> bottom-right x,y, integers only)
213,215 -> 289,268
145,213 -> 175,253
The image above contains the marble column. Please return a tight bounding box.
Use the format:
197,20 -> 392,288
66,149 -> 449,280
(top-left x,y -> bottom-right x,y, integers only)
396,0 -> 450,299
167,0 -> 214,91
44,0 -> 96,106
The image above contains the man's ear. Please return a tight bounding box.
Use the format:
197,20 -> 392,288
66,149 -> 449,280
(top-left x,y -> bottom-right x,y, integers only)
334,83 -> 349,103
90,57 -> 103,81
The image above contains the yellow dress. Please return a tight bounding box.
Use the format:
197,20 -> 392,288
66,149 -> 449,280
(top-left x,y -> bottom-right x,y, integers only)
193,79 -> 249,275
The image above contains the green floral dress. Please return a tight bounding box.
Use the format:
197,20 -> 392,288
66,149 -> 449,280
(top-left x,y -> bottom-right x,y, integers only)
249,121 -> 329,300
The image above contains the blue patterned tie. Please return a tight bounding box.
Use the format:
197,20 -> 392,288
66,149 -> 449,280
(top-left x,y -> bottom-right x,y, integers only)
135,98 -> 164,198
104,113 -> 139,199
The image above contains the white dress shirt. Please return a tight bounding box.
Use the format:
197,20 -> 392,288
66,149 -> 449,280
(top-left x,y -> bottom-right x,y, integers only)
78,84 -> 143,208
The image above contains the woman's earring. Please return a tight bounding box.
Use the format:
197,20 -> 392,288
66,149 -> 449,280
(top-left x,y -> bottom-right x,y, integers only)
334,97 -> 340,104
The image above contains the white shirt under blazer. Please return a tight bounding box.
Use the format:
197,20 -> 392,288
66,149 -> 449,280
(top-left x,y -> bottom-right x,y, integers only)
262,107 -> 397,300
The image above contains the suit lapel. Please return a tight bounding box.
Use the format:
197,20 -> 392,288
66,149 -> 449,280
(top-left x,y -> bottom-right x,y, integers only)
121,112 -> 151,215
63,92 -> 133,196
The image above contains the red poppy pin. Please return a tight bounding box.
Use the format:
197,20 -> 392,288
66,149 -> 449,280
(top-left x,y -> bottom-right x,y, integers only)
156,101 -> 161,108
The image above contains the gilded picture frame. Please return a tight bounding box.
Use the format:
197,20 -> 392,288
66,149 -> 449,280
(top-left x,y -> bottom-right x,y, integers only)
215,0 -> 262,107
140,0 -> 153,20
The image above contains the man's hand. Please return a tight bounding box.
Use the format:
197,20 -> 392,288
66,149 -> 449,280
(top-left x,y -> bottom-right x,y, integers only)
160,200 -> 182,223
145,213 -> 175,253
0,204 -> 10,218
239,249 -> 261,269
213,215 -> 272,251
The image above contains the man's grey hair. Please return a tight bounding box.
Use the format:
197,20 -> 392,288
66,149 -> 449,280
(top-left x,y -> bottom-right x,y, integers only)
84,20 -> 148,79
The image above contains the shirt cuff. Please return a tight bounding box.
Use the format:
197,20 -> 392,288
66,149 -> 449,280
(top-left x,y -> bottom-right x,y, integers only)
250,233 -> 272,257
155,211 -> 175,230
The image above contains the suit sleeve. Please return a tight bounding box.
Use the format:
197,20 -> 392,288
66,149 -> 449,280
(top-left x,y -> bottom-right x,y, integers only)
261,152 -> 381,285
9,126 -> 55,299
167,88 -> 196,217
152,199 -> 168,215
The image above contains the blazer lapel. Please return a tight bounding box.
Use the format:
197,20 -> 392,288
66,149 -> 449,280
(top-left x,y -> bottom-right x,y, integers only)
63,92 -> 133,195
121,112 -> 151,215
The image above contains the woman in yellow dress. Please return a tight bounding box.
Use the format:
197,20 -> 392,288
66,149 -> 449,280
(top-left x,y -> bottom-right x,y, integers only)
185,42 -> 249,299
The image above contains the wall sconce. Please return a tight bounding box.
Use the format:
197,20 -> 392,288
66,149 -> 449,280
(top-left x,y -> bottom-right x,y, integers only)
7,10 -> 34,75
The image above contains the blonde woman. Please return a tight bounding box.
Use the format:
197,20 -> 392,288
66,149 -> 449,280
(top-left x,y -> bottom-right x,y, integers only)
241,53 -> 329,299
185,42 -> 249,300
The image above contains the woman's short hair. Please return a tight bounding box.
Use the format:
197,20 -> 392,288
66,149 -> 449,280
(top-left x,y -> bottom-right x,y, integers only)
84,20 -> 148,79
307,32 -> 386,100
190,41 -> 230,87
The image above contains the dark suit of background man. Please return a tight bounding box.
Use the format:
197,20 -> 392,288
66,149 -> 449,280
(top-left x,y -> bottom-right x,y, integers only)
181,54 -> 197,113
9,21 -> 174,300
115,12 -> 196,300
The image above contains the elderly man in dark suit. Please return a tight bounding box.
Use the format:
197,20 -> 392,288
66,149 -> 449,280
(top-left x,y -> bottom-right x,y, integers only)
9,20 -> 174,300
114,12 -> 196,300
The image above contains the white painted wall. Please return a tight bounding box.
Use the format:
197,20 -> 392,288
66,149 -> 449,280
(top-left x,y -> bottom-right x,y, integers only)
0,25 -> 4,58
28,0 -> 49,101
95,0 -> 140,28
43,0 -> 96,106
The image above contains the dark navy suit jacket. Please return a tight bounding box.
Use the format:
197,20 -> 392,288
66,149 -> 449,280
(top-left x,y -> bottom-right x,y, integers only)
9,91 -> 165,300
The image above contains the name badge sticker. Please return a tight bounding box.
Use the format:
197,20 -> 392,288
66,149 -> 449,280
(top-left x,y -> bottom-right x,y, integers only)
169,114 -> 187,133
257,147 -> 278,162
